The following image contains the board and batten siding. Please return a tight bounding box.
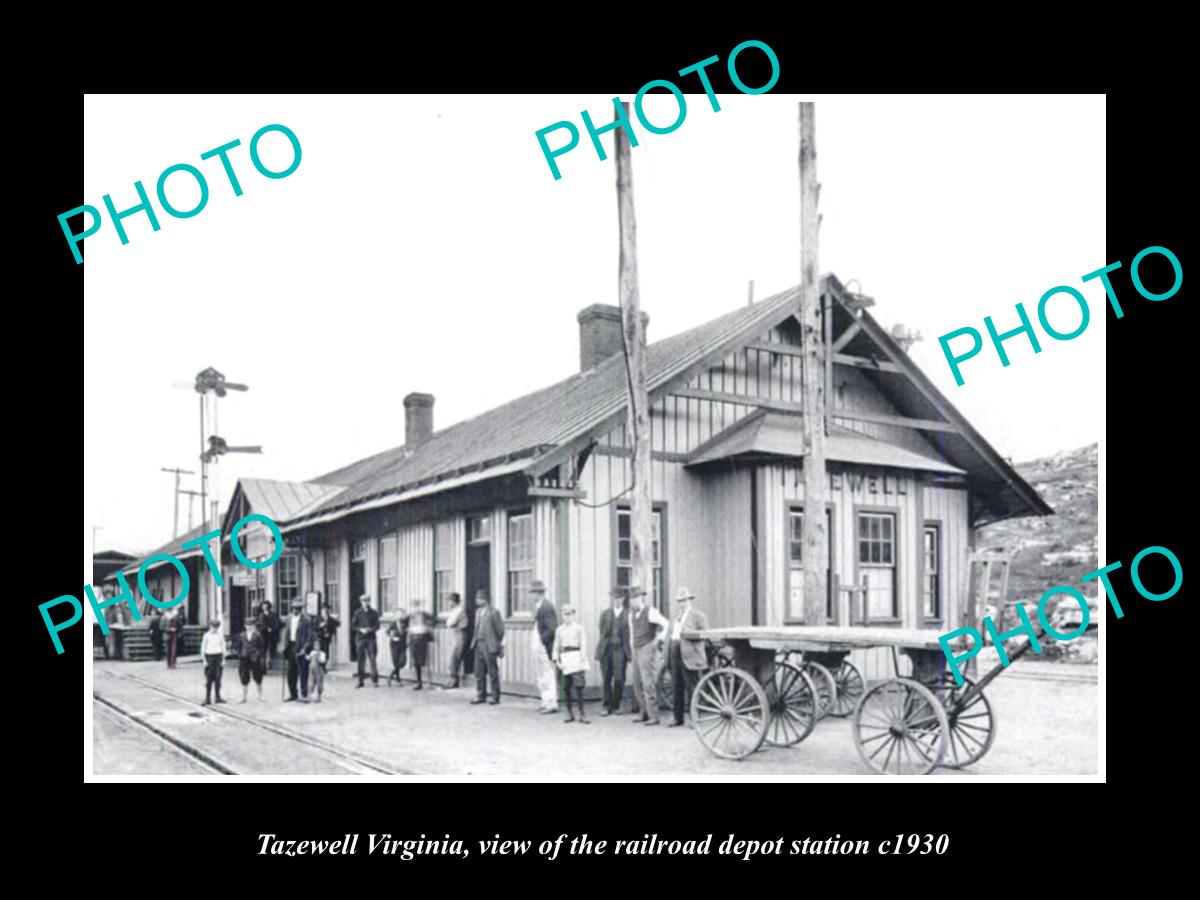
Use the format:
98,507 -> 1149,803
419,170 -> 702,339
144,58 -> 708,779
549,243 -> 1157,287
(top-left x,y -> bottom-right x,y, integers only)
302,319 -> 970,692
920,484 -> 970,631
368,500 -> 564,693
756,468 -> 970,681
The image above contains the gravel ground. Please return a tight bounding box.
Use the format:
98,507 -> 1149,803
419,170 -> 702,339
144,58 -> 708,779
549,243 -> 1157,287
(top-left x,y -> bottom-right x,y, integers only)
93,658 -> 1098,777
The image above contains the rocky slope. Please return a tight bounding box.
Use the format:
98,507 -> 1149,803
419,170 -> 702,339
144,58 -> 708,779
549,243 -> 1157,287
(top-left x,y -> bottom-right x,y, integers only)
976,443 -> 1098,662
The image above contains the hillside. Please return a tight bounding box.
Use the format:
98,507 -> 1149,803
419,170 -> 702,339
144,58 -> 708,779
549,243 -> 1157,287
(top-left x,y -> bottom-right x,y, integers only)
976,443 -> 1098,661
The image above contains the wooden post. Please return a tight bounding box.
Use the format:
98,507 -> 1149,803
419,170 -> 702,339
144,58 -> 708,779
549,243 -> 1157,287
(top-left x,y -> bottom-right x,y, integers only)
799,102 -> 830,626
161,466 -> 195,538
614,103 -> 654,609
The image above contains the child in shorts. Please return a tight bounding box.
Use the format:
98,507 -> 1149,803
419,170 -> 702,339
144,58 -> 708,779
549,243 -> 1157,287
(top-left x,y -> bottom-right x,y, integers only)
552,605 -> 590,724
239,622 -> 265,702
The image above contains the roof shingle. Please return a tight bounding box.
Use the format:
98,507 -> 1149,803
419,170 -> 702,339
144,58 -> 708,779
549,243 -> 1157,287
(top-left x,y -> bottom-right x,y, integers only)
301,286 -> 803,518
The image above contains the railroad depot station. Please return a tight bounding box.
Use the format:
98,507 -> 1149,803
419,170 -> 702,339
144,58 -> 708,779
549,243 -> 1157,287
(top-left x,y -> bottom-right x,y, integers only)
101,276 -> 1050,691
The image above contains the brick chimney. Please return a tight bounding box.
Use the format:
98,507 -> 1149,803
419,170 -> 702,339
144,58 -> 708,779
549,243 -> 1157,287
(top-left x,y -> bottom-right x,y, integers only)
403,392 -> 434,448
577,304 -> 649,372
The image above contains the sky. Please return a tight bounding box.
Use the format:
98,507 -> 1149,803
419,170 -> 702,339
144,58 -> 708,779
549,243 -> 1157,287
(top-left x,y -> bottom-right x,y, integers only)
84,93 -> 1105,555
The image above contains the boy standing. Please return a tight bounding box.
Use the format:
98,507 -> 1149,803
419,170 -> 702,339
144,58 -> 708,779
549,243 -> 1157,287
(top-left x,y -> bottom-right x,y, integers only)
239,622 -> 265,702
552,605 -> 590,724
201,619 -> 226,705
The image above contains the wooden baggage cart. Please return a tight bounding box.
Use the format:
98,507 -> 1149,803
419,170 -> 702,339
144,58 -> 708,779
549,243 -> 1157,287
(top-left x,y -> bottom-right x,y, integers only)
681,625 -> 1022,775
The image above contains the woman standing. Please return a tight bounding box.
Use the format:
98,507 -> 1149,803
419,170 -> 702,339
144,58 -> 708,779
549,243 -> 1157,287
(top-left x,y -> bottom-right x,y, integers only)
408,607 -> 434,690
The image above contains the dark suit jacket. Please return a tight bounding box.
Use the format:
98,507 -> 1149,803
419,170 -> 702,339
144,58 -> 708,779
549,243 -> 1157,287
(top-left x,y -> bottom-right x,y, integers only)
473,606 -> 505,654
314,615 -> 338,652
351,606 -> 380,639
534,601 -> 557,657
595,607 -> 632,661
255,610 -> 281,646
241,631 -> 265,664
284,613 -> 312,653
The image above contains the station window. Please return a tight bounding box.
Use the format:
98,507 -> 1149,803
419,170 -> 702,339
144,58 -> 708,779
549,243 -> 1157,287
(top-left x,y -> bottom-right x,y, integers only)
324,546 -> 340,613
857,512 -> 897,620
377,535 -> 397,612
434,521 -> 455,617
923,524 -> 941,620
787,508 -> 833,622
506,509 -> 534,616
615,506 -> 665,612
277,553 -> 301,607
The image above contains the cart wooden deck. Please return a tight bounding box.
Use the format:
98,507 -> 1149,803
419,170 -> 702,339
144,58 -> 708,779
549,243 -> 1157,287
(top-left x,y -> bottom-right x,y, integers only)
680,625 -> 994,774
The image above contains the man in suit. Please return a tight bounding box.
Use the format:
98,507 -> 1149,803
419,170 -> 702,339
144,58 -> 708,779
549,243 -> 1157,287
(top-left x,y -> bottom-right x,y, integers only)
283,598 -> 312,702
667,587 -> 709,727
255,600 -> 282,669
148,608 -> 164,661
470,589 -> 505,705
352,595 -> 381,688
596,586 -> 632,716
531,580 -> 558,714
165,607 -> 183,669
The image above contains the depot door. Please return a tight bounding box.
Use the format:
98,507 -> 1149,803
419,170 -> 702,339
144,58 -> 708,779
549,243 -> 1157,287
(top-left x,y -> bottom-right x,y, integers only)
463,516 -> 492,675
348,540 -> 366,662
229,585 -> 246,637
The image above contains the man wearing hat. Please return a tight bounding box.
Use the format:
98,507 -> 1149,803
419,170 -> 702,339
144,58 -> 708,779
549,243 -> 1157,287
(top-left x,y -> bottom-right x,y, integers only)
283,598 -> 313,702
596,586 -> 632,715
470,589 -> 505,705
628,586 -> 670,725
255,600 -> 282,670
667,587 -> 709,727
351,594 -> 381,688
530,580 -> 559,714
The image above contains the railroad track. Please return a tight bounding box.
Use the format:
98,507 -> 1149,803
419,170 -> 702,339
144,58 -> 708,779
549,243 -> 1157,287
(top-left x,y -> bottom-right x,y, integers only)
97,668 -> 409,775
94,694 -> 235,774
1000,669 -> 1098,685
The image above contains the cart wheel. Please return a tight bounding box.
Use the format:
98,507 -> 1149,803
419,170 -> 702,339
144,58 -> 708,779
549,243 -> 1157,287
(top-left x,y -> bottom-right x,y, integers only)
829,660 -> 865,718
765,661 -> 818,747
691,667 -> 770,760
926,672 -> 995,768
852,678 -> 949,775
656,662 -> 674,712
801,661 -> 837,720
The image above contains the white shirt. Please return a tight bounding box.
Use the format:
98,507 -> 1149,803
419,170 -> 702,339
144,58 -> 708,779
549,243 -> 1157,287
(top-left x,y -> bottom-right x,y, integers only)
649,604 -> 670,630
201,630 -> 225,655
289,614 -> 301,641
671,607 -> 692,641
636,603 -> 670,638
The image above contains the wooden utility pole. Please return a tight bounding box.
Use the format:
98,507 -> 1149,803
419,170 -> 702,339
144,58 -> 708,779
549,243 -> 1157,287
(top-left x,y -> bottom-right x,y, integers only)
614,103 -> 654,608
799,102 -> 830,625
161,466 -> 195,538
180,488 -> 202,530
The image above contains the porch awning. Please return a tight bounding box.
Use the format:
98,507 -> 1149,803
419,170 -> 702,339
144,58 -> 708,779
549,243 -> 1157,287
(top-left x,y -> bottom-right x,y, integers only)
686,411 -> 967,475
